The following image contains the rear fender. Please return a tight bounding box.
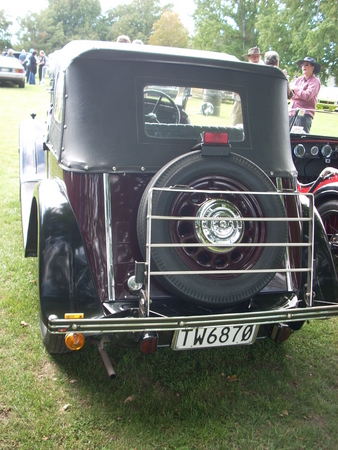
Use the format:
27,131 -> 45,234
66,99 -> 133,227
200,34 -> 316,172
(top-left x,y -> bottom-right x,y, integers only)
36,178 -> 103,322
19,117 -> 46,252
301,196 -> 338,301
313,182 -> 338,207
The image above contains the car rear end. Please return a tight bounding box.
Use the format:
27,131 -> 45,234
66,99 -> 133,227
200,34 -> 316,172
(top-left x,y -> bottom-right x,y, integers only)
0,55 -> 25,87
20,42 -> 338,377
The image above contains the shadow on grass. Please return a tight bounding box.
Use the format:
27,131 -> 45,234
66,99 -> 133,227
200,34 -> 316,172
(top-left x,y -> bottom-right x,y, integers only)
49,335 -> 295,424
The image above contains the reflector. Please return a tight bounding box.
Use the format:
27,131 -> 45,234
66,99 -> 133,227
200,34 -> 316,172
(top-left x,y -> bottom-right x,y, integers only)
203,132 -> 229,145
65,333 -> 85,351
139,336 -> 157,354
64,313 -> 84,319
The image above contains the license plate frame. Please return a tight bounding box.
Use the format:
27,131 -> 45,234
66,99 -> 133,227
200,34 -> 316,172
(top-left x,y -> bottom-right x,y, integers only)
172,324 -> 259,350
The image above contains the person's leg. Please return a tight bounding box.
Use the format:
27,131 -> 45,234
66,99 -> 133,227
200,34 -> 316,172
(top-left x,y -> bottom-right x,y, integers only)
294,115 -> 312,133
303,114 -> 313,133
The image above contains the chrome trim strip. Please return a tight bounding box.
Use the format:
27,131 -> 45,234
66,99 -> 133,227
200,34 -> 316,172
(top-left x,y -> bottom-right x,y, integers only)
306,192 -> 315,306
103,173 -> 115,301
277,176 -> 293,292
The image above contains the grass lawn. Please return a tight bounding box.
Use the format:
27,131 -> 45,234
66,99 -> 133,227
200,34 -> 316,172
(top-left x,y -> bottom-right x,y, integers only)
1,82 -> 338,449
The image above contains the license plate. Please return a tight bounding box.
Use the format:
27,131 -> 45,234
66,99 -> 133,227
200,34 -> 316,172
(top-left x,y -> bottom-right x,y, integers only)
0,68 -> 11,72
172,324 -> 258,350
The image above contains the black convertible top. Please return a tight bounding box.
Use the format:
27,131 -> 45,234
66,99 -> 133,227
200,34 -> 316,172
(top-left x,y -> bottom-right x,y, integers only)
47,40 -> 296,178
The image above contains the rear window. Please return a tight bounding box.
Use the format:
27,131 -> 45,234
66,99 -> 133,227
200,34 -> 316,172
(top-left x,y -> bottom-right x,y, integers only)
143,85 -> 244,142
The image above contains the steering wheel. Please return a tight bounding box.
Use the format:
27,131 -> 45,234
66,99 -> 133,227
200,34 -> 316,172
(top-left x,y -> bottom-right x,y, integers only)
144,89 -> 180,124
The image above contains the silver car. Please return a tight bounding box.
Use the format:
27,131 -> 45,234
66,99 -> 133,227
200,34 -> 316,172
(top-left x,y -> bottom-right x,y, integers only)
0,55 -> 25,88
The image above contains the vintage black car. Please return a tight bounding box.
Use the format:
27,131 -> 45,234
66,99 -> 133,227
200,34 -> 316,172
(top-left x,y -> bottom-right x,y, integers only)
20,41 -> 338,378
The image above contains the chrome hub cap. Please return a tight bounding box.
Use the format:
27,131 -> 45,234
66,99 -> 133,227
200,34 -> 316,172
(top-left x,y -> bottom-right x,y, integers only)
195,199 -> 243,253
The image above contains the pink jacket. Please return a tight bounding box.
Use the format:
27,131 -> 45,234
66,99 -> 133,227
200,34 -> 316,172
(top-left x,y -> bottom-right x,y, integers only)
289,74 -> 321,118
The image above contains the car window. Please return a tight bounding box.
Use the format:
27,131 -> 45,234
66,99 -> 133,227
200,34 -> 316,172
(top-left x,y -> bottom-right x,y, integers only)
143,85 -> 244,142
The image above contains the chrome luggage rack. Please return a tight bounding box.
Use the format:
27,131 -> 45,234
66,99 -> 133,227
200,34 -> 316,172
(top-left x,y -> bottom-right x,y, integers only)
144,186 -> 315,315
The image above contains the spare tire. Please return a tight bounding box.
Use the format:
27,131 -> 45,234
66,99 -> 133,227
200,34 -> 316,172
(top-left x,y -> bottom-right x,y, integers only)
137,151 -> 287,307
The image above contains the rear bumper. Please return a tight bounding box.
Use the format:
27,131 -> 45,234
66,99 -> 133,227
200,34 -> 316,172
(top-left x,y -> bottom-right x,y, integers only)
0,73 -> 25,84
48,304 -> 338,336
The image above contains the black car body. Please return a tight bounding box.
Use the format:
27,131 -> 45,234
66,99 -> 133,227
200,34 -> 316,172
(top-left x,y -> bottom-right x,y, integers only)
20,41 -> 338,377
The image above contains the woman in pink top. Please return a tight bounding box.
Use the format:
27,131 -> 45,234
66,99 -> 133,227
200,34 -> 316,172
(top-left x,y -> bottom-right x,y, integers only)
289,56 -> 321,133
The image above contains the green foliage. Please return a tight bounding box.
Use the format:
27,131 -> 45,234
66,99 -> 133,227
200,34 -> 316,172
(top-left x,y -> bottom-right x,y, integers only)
4,0 -> 338,83
17,12 -> 48,53
192,0 -> 261,56
102,0 -> 166,43
16,0 -> 102,54
0,9 -> 13,50
256,0 -> 338,81
148,10 -> 190,47
192,0 -> 337,82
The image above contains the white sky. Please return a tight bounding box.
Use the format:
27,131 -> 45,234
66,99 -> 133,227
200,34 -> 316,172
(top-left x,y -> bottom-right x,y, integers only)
3,0 -> 196,37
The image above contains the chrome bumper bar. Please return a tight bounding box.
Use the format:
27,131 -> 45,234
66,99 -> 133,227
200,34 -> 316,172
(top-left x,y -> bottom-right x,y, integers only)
48,304 -> 338,335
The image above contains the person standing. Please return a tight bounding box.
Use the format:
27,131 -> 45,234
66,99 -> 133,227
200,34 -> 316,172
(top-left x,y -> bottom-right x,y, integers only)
231,46 -> 265,126
289,56 -> 321,133
242,47 -> 265,65
24,48 -> 33,82
19,49 -> 26,63
264,50 -> 293,100
19,49 -> 26,72
38,50 -> 46,84
28,50 -> 38,85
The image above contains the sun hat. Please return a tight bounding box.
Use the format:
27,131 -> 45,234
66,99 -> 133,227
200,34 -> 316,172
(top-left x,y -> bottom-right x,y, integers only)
296,56 -> 321,74
242,46 -> 262,59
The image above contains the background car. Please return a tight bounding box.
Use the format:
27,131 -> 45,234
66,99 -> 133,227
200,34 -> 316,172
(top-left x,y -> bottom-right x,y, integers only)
0,55 -> 25,88
316,86 -> 338,112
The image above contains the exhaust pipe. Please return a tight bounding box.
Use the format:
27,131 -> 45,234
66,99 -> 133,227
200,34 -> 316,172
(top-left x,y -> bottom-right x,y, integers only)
92,339 -> 116,379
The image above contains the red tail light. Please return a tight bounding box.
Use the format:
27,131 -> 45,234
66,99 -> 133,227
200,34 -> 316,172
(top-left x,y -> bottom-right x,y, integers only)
203,132 -> 229,145
139,333 -> 158,354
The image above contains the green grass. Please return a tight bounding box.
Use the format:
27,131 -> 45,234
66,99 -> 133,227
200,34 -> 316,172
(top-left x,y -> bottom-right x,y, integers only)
311,110 -> 338,136
186,96 -> 338,136
1,83 -> 338,449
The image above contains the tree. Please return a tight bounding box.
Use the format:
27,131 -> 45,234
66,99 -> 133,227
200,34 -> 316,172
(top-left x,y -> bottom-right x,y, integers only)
102,0 -> 167,43
16,0 -> 102,54
192,0 -> 262,57
0,9 -> 13,51
47,0 -> 101,41
148,10 -> 190,47
256,0 -> 338,82
17,11 -> 51,53
303,0 -> 338,82
255,1 -> 293,70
